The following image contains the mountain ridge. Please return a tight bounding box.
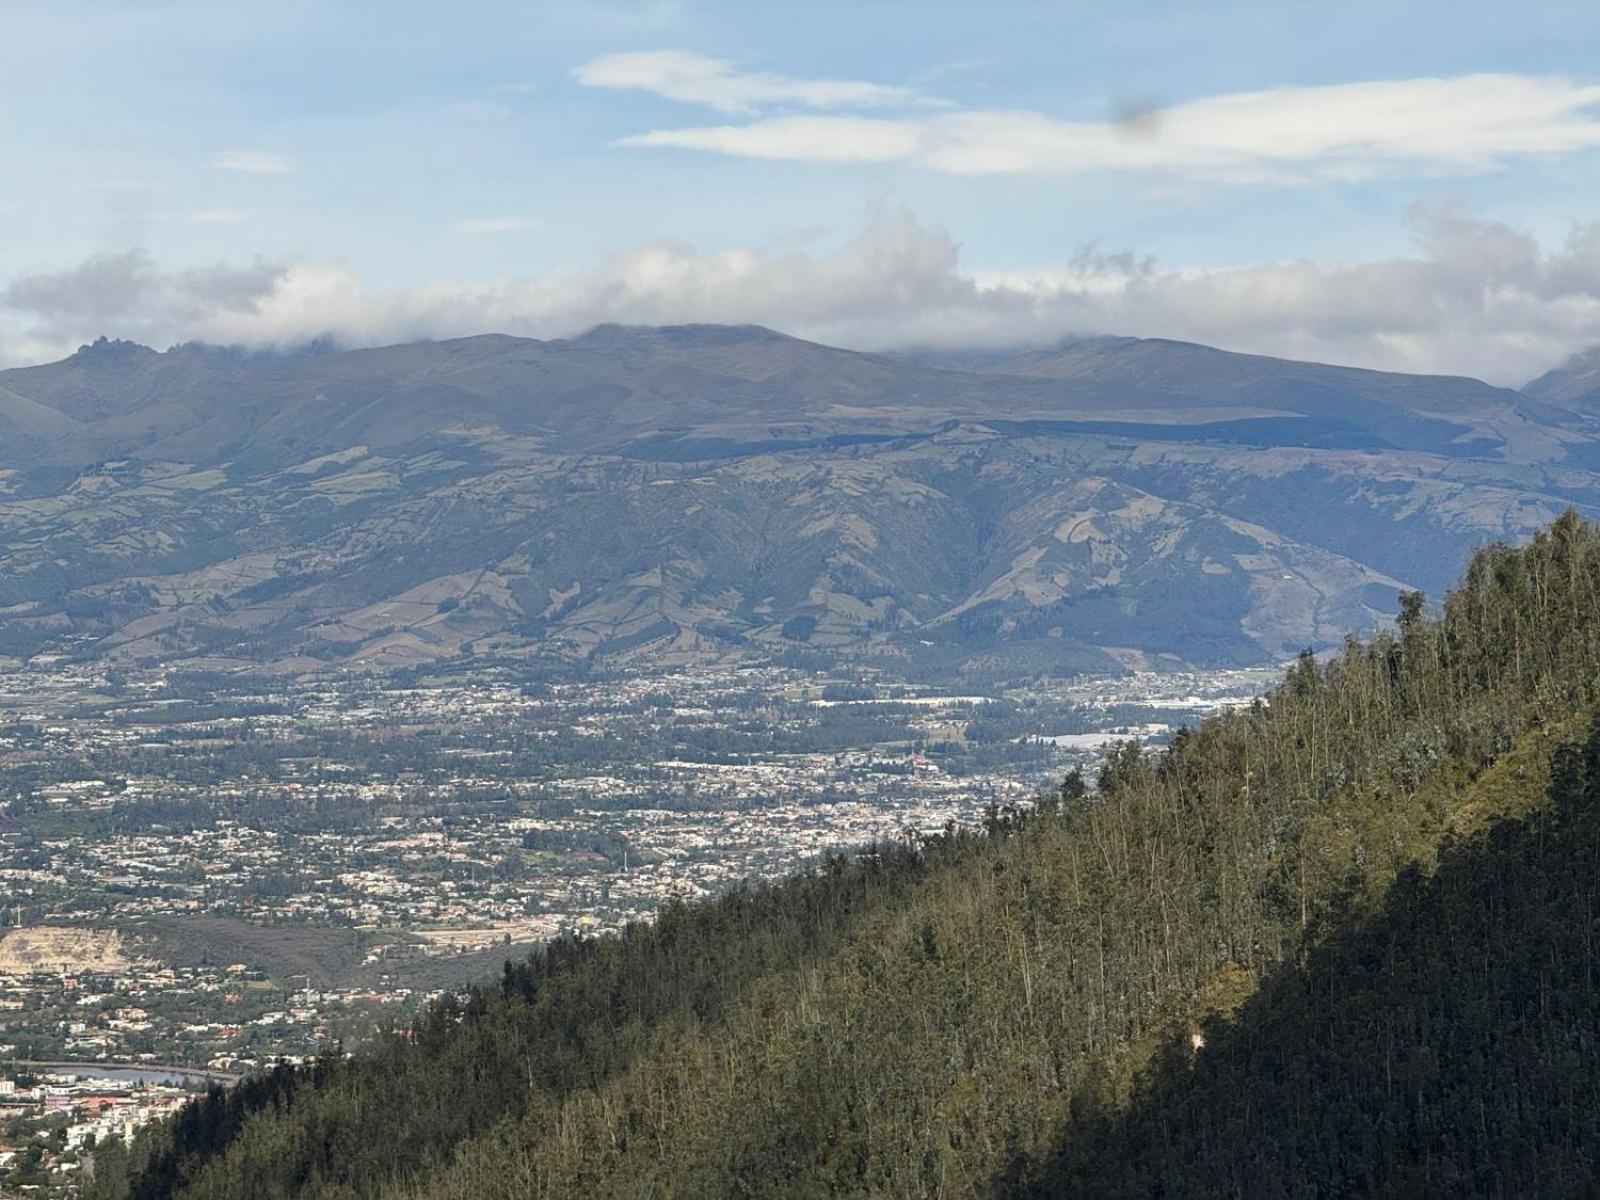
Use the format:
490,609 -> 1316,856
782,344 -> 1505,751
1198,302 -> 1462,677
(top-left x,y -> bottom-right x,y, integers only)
0,326 -> 1596,677
1525,342 -> 1600,411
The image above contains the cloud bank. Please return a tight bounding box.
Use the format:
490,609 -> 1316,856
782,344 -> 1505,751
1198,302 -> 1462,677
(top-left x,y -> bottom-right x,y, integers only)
4,208 -> 1600,386
614,73 -> 1600,183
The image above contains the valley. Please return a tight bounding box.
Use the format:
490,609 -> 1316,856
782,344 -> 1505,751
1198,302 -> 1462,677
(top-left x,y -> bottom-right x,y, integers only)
0,652 -> 1268,1188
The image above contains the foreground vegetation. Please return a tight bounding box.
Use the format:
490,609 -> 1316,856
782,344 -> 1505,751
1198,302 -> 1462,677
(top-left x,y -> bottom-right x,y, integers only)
94,513 -> 1600,1197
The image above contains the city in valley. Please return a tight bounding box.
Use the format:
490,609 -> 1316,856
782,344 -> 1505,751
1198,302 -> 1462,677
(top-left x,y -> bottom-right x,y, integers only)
0,656 -> 1273,1189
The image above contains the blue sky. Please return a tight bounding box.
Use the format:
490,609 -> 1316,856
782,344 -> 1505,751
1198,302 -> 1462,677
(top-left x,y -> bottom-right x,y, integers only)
5,0 -> 1600,382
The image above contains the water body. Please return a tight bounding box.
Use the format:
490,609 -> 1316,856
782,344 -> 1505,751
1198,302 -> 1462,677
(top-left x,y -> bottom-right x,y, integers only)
12,1060 -> 235,1087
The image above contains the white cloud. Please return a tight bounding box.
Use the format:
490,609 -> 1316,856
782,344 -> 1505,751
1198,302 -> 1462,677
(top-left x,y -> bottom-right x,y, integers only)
5,209 -> 1600,386
1,250 -> 289,354
618,73 -> 1600,182
191,208 -> 256,223
576,50 -> 920,114
451,217 -> 536,234
626,115 -> 925,161
213,150 -> 295,174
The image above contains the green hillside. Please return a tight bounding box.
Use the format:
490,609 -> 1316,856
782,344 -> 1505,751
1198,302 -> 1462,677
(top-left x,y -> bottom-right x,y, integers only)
91,513 -> 1600,1199
1029,716 -> 1600,1197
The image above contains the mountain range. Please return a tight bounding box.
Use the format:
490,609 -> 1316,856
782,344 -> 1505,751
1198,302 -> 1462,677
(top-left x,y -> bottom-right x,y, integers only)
1,325 -> 1597,677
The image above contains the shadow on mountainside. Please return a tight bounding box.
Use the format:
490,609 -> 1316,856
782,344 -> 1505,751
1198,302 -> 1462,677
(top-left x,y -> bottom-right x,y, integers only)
1009,716 -> 1600,1199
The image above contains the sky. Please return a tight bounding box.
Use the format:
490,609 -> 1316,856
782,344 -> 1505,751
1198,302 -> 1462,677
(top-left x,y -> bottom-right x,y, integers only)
4,0 -> 1600,383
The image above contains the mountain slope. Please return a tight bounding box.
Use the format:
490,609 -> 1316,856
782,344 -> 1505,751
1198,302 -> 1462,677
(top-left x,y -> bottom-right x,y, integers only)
0,383 -> 79,456
1030,717 -> 1600,1197
947,334 -> 1587,462
88,515 -> 1600,1200
0,328 -> 1597,675
1525,343 -> 1600,412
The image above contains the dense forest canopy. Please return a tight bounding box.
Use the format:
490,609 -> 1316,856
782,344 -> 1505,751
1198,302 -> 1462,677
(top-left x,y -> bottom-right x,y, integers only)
91,512 -> 1600,1198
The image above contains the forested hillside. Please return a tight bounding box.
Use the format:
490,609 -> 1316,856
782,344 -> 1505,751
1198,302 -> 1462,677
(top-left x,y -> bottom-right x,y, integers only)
1028,716 -> 1600,1196
91,513 -> 1600,1199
